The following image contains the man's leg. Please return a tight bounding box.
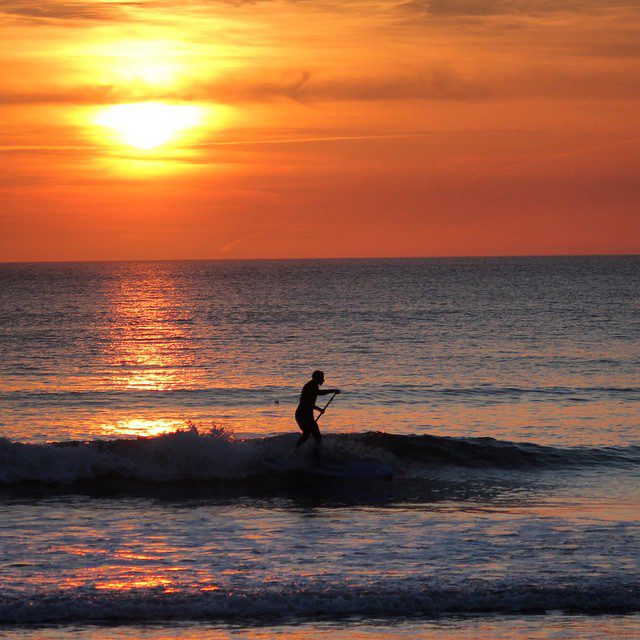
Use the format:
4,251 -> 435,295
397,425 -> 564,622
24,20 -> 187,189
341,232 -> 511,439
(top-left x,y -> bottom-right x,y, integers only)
309,420 -> 322,458
309,420 -> 322,445
296,430 -> 310,448
295,413 -> 308,448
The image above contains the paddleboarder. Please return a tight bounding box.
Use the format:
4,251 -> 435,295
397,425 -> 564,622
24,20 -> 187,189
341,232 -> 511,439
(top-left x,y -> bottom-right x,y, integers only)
295,370 -> 340,448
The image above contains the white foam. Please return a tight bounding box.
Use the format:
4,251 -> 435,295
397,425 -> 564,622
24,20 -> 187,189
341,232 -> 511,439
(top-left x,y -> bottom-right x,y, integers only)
0,428 -> 636,485
0,428 -> 263,483
0,427 -> 397,484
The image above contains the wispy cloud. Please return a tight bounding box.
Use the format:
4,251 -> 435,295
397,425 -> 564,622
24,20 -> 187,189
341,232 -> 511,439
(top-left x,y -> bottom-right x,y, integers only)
400,0 -> 640,17
0,85 -> 123,105
5,0 -> 639,25
0,0 -> 299,24
187,68 -> 490,102
3,60 -> 639,107
0,68 -> 491,106
0,0 -> 132,22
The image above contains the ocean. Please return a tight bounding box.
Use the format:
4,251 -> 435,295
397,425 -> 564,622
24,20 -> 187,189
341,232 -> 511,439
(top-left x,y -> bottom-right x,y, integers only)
0,256 -> 639,638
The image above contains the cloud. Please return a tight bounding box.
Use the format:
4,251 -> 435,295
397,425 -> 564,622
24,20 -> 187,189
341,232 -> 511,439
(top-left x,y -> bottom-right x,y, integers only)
400,0 -> 640,17
0,85 -> 124,105
2,61 -> 639,107
185,68 -> 492,102
0,68 -> 490,106
216,71 -> 314,103
582,39 -> 640,58
0,0 -> 133,22
0,0 -> 295,24
401,0 -> 508,16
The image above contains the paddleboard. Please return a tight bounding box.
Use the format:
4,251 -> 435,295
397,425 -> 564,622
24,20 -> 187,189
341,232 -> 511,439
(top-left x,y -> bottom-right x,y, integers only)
264,456 -> 392,479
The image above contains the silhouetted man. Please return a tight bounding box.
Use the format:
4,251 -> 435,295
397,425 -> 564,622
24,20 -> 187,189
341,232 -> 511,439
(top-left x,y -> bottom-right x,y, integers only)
295,370 -> 340,448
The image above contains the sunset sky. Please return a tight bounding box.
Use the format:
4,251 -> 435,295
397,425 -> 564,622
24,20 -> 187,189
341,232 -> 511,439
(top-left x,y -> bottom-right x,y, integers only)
0,0 -> 638,261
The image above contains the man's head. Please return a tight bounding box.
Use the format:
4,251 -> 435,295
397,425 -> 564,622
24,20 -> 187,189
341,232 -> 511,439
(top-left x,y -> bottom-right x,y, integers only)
312,370 -> 325,385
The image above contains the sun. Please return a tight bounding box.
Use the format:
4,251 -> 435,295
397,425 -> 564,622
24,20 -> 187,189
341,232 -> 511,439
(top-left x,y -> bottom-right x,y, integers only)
96,102 -> 203,150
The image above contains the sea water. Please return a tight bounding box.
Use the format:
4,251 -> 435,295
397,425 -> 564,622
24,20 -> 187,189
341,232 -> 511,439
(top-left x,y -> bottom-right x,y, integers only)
0,257 -> 639,638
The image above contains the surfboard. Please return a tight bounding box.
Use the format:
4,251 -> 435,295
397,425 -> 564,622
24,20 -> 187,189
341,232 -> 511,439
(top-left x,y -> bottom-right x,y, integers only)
264,455 -> 392,479
303,459 -> 392,479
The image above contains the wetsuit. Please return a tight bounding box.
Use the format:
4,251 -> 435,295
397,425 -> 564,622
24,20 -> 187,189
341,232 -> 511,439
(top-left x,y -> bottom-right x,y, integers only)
295,379 -> 322,446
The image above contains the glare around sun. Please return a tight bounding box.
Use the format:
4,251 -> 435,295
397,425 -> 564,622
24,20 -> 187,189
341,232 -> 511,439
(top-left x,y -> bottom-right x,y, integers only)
96,102 -> 203,150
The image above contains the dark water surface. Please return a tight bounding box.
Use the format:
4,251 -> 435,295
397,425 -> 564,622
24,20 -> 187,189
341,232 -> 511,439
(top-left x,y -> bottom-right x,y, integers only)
1,256 -> 638,443
0,257 -> 639,634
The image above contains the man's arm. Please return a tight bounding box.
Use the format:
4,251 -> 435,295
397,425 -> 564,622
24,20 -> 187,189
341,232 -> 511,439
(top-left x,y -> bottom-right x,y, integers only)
318,389 -> 340,395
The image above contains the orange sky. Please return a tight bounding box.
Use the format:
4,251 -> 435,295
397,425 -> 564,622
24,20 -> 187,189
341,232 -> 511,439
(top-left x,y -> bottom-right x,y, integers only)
0,0 -> 638,261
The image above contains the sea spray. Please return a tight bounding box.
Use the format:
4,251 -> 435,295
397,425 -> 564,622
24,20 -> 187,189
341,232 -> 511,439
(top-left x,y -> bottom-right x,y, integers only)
1,428 -> 638,485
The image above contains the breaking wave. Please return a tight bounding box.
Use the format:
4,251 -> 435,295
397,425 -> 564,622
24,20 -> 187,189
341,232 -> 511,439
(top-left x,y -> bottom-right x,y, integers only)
0,428 -> 638,485
1,579 -> 640,624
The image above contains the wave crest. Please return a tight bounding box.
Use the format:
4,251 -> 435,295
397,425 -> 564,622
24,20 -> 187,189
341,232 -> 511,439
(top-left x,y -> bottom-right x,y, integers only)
1,579 -> 640,623
0,428 -> 638,485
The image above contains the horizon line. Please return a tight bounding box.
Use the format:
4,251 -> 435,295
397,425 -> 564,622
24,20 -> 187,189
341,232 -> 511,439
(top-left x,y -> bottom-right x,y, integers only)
1,252 -> 639,266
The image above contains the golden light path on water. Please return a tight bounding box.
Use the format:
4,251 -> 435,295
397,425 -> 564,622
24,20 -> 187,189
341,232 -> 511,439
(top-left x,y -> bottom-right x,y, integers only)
99,418 -> 181,438
57,568 -> 222,594
99,264 -> 201,438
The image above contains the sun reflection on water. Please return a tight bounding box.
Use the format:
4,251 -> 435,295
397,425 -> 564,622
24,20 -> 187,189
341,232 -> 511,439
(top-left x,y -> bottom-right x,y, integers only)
105,265 -> 198,392
100,418 -> 183,438
59,566 -> 223,595
100,264 -> 205,437
95,576 -> 173,591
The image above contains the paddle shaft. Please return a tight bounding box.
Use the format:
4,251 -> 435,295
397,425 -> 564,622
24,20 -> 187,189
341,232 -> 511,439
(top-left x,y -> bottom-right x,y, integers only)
316,392 -> 337,421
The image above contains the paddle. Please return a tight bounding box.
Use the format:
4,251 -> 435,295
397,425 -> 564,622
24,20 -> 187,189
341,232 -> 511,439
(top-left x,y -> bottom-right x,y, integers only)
316,392 -> 337,421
